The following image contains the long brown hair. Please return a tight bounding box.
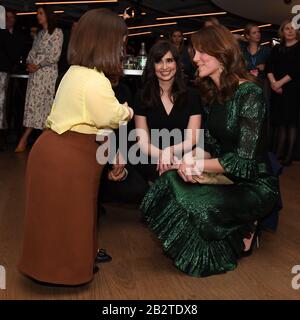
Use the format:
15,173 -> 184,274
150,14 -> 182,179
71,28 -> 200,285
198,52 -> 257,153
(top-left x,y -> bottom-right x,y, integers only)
192,25 -> 256,105
68,8 -> 127,80
141,40 -> 186,110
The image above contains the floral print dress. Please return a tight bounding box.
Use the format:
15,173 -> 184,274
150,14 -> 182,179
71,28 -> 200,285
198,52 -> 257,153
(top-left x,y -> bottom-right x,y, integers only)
23,28 -> 63,129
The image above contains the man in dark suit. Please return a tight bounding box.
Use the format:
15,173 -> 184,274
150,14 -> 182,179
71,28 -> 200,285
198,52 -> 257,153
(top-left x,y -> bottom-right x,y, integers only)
4,9 -> 26,72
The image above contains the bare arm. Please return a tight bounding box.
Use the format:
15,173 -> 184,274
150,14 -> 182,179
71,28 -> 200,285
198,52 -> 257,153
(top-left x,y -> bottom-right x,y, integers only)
134,115 -> 162,159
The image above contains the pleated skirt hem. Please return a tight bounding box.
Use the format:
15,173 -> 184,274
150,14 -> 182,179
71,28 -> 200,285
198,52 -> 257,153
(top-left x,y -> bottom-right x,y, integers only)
140,173 -> 253,277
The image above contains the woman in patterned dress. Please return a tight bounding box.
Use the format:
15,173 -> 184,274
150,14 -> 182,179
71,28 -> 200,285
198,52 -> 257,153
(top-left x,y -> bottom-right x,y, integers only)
15,6 -> 63,152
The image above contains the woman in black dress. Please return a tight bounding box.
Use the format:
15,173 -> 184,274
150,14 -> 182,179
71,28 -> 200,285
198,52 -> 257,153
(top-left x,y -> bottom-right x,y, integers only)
134,40 -> 202,182
98,41 -> 202,203
266,20 -> 300,166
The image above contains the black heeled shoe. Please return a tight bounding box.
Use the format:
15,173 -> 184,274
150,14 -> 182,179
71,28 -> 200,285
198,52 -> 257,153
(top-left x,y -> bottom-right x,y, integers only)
241,226 -> 260,257
95,248 -> 112,263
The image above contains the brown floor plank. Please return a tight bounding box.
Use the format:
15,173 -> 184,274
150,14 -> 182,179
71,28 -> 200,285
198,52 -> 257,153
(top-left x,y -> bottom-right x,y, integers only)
0,150 -> 299,299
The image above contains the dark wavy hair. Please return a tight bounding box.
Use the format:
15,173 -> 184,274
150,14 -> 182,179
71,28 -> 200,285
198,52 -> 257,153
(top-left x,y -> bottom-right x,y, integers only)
140,40 -> 187,110
36,6 -> 58,35
192,25 -> 256,105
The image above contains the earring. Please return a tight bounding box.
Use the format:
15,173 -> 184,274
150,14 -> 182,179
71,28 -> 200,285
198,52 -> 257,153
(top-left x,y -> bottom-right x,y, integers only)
219,65 -> 224,73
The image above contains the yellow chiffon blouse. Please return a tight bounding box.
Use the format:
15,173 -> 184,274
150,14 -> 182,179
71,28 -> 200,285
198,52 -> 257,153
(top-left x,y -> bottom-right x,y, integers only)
46,65 -> 131,134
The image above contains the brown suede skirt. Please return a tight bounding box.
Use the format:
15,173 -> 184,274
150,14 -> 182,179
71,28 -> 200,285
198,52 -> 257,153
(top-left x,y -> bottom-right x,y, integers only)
18,129 -> 104,285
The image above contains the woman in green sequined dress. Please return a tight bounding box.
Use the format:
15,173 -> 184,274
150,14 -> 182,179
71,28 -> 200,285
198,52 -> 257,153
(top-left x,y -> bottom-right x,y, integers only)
141,25 -> 279,277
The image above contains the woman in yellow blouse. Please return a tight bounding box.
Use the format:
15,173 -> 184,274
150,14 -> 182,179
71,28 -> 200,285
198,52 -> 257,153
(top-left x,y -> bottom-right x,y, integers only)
18,9 -> 133,286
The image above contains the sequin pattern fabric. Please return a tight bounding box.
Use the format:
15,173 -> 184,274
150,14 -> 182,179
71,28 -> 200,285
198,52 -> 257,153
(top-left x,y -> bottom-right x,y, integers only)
141,82 -> 279,277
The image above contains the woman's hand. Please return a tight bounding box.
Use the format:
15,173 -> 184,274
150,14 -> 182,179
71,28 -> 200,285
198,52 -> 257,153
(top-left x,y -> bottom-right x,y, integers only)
271,82 -> 283,94
111,152 -> 126,176
123,102 -> 134,119
112,163 -> 126,176
271,80 -> 283,91
107,167 -> 128,181
177,157 -> 203,183
157,146 -> 175,175
108,152 -> 128,181
159,156 -> 181,176
274,87 -> 283,95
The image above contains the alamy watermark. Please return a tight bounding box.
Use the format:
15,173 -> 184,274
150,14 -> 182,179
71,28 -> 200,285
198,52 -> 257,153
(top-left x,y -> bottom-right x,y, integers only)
95,124 -> 205,174
292,5 -> 300,29
0,265 -> 5,290
292,265 -> 300,290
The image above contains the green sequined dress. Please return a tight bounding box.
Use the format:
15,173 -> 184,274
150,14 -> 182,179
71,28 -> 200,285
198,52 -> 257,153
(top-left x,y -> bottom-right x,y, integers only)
140,82 -> 279,277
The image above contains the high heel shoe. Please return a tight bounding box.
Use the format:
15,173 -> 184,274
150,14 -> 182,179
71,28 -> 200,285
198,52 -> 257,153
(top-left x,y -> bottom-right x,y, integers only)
241,225 -> 261,257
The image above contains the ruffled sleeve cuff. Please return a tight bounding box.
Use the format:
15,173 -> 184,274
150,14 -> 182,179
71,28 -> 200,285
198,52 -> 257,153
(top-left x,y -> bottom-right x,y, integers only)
218,152 -> 258,180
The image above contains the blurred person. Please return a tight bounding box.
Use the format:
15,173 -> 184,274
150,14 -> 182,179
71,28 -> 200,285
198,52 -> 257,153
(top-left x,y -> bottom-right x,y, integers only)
30,26 -> 38,42
15,6 -> 63,152
242,23 -> 271,79
0,9 -> 26,149
266,20 -> 300,166
203,17 -> 220,27
170,29 -> 196,80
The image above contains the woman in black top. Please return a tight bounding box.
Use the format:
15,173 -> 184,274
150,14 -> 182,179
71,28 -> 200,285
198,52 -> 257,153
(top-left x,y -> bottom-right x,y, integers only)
134,40 -> 202,182
266,20 -> 300,166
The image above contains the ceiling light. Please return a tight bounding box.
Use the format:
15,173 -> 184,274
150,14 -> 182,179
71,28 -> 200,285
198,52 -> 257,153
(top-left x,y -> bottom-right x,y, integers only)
183,30 -> 198,35
184,23 -> 272,36
156,12 -> 227,21
128,31 -> 152,37
128,22 -> 177,30
17,10 -> 64,15
35,0 -> 117,5
231,23 -> 272,33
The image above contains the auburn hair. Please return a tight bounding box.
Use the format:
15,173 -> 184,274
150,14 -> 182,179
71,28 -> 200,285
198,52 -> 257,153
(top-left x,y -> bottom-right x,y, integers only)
192,25 -> 256,105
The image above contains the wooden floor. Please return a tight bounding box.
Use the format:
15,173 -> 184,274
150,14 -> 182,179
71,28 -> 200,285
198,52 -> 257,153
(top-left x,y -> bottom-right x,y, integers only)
0,150 -> 299,300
